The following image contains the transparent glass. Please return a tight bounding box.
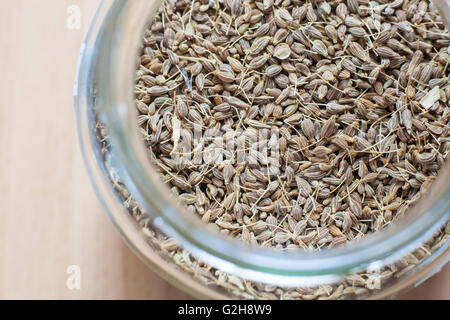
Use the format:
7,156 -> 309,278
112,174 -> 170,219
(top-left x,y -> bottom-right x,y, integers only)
74,0 -> 450,299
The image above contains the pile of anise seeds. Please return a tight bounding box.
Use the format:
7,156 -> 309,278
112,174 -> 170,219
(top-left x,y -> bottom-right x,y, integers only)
134,0 -> 450,250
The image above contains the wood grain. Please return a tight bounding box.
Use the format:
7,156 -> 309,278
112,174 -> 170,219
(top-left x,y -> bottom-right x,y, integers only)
0,0 -> 447,300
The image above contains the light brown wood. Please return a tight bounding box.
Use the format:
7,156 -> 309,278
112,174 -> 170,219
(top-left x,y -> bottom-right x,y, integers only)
0,0 -> 190,300
0,0 -> 447,300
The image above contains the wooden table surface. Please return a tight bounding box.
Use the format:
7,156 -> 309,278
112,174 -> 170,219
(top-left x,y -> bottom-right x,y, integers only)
0,0 -> 448,300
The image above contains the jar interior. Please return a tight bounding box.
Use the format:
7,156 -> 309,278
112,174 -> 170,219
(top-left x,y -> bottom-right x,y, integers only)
88,0 -> 450,287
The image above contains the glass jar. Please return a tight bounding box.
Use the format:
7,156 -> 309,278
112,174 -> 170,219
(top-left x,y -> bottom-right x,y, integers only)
74,0 -> 450,299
